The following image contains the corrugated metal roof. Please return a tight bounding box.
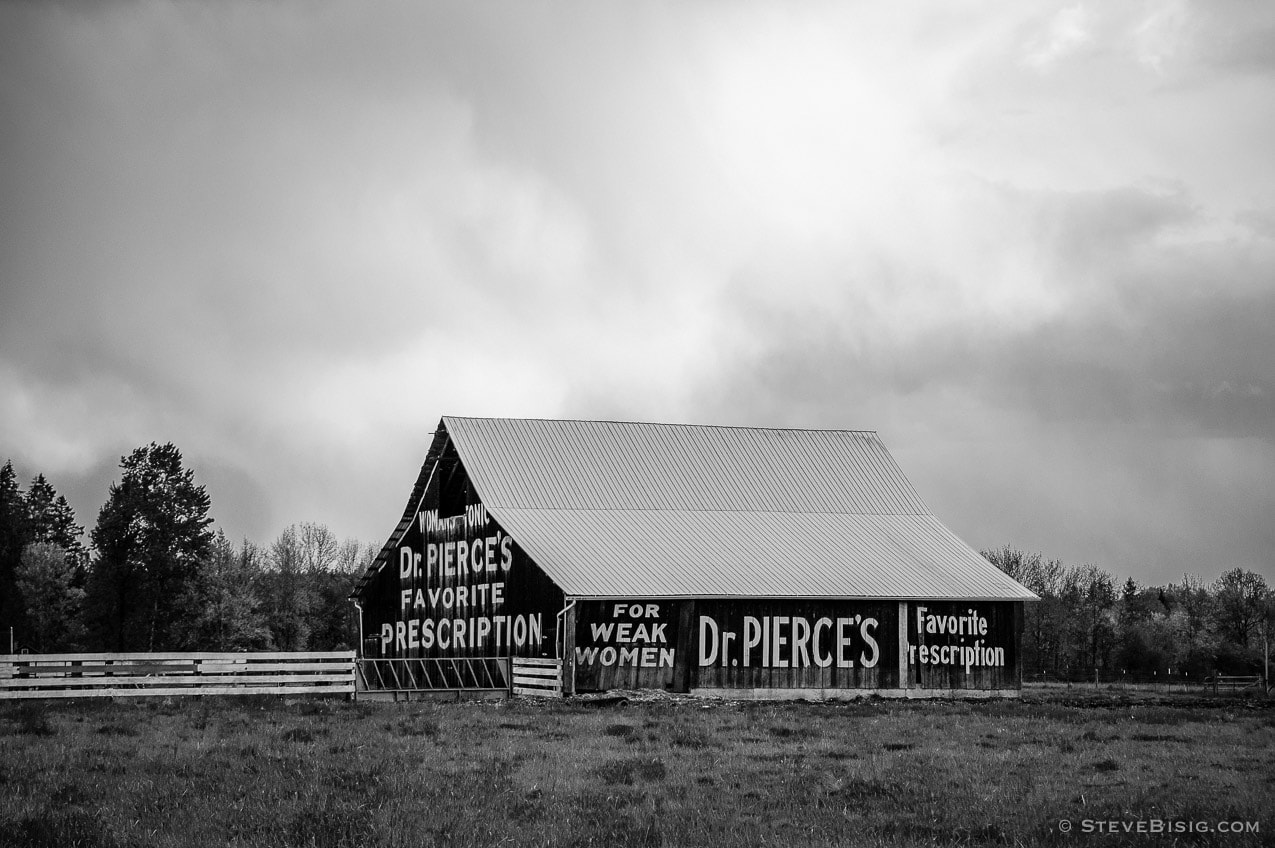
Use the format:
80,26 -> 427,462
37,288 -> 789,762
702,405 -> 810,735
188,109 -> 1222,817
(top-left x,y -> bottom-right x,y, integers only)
445,417 -> 930,515
489,509 -> 1035,600
354,417 -> 1037,601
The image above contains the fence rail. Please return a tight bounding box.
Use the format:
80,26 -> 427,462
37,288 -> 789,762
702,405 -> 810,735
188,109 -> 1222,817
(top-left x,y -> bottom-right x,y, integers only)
1206,675 -> 1264,694
1025,671 -> 1270,696
356,657 -> 510,693
0,652 -> 355,700
512,657 -> 562,698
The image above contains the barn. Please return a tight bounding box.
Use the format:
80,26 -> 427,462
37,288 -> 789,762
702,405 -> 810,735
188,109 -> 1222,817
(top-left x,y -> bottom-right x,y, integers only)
351,416 -> 1037,699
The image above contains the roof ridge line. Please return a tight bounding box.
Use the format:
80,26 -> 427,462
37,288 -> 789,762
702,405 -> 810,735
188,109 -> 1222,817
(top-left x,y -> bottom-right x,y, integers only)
442,414 -> 879,435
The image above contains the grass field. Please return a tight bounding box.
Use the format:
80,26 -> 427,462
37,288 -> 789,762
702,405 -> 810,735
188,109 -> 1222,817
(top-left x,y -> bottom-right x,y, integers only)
2,689 -> 1271,847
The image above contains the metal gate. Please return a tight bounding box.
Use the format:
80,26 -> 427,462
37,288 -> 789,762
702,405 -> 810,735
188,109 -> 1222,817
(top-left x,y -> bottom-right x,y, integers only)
356,657 -> 509,696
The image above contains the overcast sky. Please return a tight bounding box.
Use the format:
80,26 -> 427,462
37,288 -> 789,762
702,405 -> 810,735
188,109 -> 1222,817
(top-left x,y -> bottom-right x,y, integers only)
2,1 -> 1272,586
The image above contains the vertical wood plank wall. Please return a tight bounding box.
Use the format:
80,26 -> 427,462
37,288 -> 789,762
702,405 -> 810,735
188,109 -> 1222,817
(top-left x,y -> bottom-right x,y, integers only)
566,598 -> 1022,695
360,443 -> 563,662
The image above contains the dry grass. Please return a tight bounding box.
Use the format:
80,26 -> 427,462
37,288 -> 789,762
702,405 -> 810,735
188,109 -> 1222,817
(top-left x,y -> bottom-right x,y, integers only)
1,691 -> 1271,847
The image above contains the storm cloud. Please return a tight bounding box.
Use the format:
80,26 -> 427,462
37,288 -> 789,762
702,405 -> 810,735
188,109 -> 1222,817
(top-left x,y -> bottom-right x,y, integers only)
2,1 -> 1271,585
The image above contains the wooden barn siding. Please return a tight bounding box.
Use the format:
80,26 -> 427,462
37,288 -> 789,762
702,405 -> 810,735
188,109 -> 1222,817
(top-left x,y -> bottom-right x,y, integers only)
567,598 -> 1023,693
904,601 -> 1019,690
360,447 -> 563,660
571,600 -> 681,692
672,601 -> 697,693
691,599 -> 901,690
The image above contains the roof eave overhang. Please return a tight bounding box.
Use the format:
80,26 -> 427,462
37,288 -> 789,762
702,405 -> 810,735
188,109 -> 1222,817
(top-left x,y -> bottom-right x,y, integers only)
559,593 -> 1039,602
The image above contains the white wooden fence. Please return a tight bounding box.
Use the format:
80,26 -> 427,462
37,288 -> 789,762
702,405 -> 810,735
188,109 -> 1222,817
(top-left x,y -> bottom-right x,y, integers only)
511,657 -> 562,698
0,652 -> 355,700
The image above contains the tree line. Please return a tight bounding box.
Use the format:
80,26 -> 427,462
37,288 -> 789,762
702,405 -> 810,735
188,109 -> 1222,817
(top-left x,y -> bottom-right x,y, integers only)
984,546 -> 1272,680
0,443 -> 376,654
2,443 -> 1271,673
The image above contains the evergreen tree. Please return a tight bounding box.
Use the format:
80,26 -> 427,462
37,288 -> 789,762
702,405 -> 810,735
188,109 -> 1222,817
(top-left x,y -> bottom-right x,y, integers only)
0,460 -> 30,648
84,443 -> 214,650
1073,564 -> 1117,672
25,474 -> 88,568
1113,578 -> 1154,673
1118,577 -> 1157,626
15,542 -> 85,651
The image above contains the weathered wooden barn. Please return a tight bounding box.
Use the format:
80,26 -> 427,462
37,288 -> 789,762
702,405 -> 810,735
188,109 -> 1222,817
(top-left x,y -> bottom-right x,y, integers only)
351,416 -> 1036,698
